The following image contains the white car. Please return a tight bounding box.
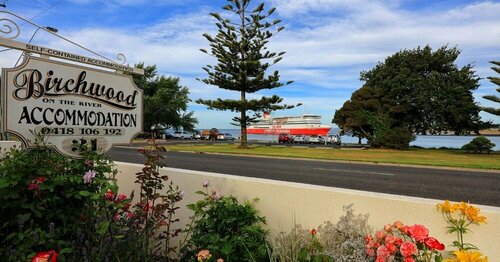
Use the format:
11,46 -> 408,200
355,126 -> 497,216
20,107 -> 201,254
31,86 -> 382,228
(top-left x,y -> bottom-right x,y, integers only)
325,135 -> 341,145
308,135 -> 324,144
173,131 -> 192,139
217,133 -> 235,141
293,135 -> 309,143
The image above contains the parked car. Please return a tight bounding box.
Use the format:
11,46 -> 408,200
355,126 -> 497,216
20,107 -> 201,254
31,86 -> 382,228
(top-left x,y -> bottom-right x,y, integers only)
193,132 -> 202,140
164,132 -> 174,140
325,134 -> 341,145
293,135 -> 309,143
173,131 -> 192,139
217,133 -> 235,141
278,133 -> 293,143
309,135 -> 324,144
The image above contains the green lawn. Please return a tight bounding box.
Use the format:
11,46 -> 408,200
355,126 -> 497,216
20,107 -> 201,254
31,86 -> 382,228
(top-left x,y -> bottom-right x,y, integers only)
162,144 -> 500,170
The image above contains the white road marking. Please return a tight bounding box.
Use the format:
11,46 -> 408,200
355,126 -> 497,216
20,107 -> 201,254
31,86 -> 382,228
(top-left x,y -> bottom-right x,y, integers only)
314,167 -> 395,176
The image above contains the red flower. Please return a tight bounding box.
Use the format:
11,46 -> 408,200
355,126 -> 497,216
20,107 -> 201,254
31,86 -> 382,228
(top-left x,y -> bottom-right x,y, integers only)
32,250 -> 58,262
115,194 -> 127,203
104,189 -> 115,201
400,242 -> 417,257
408,224 -> 429,242
386,243 -> 397,254
365,234 -> 373,244
424,237 -> 445,250
28,183 -> 39,191
310,228 -> 317,236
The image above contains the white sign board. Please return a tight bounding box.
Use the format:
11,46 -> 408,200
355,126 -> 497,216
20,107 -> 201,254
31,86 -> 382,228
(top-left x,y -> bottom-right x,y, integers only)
2,56 -> 143,157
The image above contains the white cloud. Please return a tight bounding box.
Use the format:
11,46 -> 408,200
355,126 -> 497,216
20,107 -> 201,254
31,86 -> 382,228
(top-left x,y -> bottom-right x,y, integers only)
2,0 -> 499,127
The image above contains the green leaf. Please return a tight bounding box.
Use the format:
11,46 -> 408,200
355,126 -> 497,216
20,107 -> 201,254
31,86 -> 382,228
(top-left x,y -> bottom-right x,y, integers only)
59,248 -> 73,255
96,221 -> 110,235
0,178 -> 10,189
298,247 -> 308,262
79,190 -> 92,197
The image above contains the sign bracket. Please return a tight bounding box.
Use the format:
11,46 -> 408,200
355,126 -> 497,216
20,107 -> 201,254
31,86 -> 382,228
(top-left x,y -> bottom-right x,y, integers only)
0,10 -> 144,75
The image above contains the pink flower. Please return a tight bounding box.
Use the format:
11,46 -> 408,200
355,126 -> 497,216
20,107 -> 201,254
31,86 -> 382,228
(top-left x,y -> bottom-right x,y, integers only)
375,256 -> 386,262
375,230 -> 386,240
404,258 -> 415,262
385,234 -> 396,245
366,247 -> 376,257
400,242 -> 417,257
210,189 -> 222,201
424,237 -> 445,250
384,224 -> 392,232
408,224 -> 429,242
115,194 -> 127,202
83,170 -> 96,184
85,159 -> 94,167
376,245 -> 390,259
197,249 -> 211,261
217,259 -> 224,262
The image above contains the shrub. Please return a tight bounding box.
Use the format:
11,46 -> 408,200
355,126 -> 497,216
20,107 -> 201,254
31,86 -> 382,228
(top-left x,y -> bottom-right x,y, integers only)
0,139 -> 184,261
461,136 -> 495,154
270,205 -> 372,262
0,144 -> 116,261
370,128 -> 415,150
181,183 -> 269,261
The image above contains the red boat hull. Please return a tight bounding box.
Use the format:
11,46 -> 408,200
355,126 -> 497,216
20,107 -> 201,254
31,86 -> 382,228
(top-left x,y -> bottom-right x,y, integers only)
247,127 -> 331,136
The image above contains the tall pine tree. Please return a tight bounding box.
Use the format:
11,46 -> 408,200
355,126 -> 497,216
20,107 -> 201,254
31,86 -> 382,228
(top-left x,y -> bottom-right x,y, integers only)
482,61 -> 500,116
196,0 -> 298,148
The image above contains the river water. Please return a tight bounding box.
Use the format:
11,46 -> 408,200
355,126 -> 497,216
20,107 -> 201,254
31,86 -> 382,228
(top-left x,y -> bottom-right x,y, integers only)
213,129 -> 500,151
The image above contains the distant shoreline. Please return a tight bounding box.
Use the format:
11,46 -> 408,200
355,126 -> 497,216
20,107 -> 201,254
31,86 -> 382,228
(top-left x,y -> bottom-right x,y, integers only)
479,129 -> 500,136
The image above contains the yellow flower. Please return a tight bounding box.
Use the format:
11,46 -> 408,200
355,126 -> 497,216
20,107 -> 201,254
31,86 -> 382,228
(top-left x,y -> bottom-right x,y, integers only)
465,205 -> 487,223
445,250 -> 488,262
437,200 -> 456,213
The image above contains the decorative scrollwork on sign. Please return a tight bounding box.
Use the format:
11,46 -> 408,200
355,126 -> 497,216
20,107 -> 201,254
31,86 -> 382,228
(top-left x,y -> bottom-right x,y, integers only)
116,53 -> 126,65
0,18 -> 20,39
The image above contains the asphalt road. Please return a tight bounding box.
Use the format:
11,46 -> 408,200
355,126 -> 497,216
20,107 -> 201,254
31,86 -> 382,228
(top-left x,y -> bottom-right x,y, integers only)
109,147 -> 500,207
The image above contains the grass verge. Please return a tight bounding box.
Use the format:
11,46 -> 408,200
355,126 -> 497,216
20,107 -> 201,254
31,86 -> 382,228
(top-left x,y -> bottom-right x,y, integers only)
163,144 -> 500,170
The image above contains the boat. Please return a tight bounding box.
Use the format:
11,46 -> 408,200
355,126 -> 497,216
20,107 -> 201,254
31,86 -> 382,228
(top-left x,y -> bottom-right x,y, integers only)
247,112 -> 331,136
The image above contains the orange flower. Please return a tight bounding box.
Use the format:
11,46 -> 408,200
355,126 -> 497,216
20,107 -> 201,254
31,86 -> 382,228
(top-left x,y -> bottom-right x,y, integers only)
456,202 -> 469,214
310,228 -> 317,236
465,206 -> 487,224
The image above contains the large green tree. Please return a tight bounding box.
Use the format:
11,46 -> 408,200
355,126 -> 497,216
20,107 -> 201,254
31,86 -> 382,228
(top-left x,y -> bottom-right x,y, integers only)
132,63 -> 197,134
196,0 -> 297,148
334,45 -> 483,148
481,61 -> 500,116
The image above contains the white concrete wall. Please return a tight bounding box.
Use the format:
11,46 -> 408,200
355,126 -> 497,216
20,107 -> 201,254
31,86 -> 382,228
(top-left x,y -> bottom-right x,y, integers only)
115,162 -> 500,259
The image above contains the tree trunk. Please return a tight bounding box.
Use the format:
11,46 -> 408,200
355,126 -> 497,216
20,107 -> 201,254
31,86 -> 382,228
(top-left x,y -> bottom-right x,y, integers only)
238,4 -> 248,149
240,90 -> 248,148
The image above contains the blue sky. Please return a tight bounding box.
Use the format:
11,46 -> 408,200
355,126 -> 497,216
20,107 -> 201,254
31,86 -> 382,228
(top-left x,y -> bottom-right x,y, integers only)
1,0 -> 499,129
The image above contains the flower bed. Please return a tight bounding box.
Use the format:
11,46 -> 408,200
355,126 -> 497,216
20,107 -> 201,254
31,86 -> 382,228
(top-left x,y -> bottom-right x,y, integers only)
1,142 -> 498,261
